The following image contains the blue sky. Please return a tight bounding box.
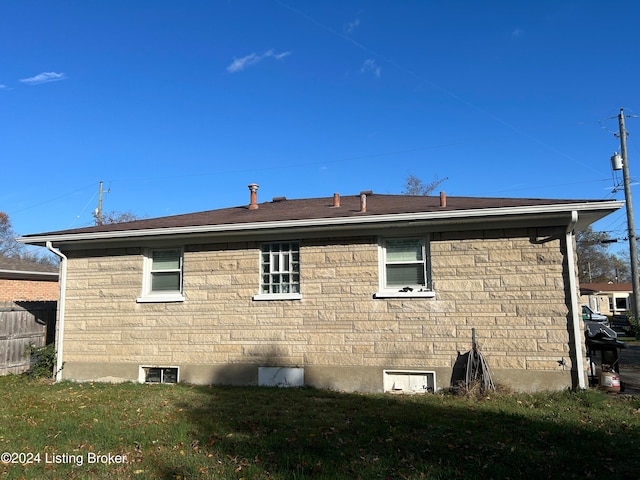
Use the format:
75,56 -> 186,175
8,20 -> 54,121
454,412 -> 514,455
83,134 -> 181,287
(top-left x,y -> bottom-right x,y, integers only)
2,1 -> 639,250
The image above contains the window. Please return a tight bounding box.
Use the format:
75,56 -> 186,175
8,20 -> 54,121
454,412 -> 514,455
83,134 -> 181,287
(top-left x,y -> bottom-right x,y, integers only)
140,366 -> 179,384
383,370 -> 436,393
615,297 -> 629,311
253,242 -> 301,300
137,248 -> 184,303
376,237 -> 433,298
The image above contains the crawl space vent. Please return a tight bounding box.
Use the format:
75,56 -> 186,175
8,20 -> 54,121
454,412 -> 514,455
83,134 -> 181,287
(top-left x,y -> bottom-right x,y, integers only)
384,370 -> 435,393
258,367 -> 304,387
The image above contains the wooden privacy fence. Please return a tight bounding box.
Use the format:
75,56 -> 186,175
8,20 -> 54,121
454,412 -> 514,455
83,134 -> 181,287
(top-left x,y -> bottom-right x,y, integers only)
0,301 -> 57,375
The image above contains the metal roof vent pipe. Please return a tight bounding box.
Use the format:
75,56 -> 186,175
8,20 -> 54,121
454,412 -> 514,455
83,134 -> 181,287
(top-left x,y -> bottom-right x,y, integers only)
248,183 -> 259,210
333,192 -> 341,208
440,191 -> 447,208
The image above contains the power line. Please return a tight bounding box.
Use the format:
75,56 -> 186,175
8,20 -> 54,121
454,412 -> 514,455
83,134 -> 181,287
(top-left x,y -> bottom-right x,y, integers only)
7,183 -> 96,216
275,0 -> 605,177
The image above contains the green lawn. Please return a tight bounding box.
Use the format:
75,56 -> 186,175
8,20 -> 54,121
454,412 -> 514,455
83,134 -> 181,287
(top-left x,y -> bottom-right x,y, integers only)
1,375 -> 639,479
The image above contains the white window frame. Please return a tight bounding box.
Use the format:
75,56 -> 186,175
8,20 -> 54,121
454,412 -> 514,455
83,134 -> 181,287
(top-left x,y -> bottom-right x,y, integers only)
375,236 -> 434,298
253,241 -> 302,301
137,248 -> 185,303
139,366 -> 180,384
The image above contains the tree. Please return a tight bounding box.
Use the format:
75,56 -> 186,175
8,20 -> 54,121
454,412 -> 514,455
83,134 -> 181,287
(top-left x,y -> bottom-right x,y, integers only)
93,210 -> 144,225
575,226 -> 630,283
0,212 -> 58,265
19,248 -> 59,266
0,212 -> 23,257
402,174 -> 448,196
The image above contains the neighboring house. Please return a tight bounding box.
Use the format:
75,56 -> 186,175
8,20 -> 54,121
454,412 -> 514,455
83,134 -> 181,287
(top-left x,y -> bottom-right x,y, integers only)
580,282 -> 633,316
0,256 -> 58,375
18,187 -> 622,392
0,256 -> 59,301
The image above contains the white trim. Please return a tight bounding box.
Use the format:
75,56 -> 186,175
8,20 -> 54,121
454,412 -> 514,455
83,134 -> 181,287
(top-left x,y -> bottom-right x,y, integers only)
374,291 -> 435,299
17,201 -> 624,245
0,269 -> 58,280
136,294 -> 185,303
566,211 -> 586,389
45,242 -> 66,383
378,235 -> 432,294
139,365 -> 180,383
139,248 -> 184,302
253,293 -> 302,301
383,369 -> 436,393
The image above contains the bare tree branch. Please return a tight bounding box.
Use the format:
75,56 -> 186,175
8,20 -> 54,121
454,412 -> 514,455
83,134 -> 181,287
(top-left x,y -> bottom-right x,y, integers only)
402,174 -> 448,196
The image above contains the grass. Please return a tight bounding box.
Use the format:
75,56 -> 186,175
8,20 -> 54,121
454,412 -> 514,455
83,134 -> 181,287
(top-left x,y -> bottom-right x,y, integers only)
0,376 -> 639,479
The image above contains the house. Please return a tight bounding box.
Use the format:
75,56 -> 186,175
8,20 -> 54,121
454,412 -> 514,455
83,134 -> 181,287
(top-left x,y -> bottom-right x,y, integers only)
18,186 -> 622,392
580,282 -> 633,317
0,256 -> 59,302
0,256 -> 58,374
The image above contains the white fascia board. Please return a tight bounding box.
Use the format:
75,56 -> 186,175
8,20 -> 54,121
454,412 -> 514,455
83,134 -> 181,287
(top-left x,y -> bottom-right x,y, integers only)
17,200 -> 623,246
0,269 -> 59,280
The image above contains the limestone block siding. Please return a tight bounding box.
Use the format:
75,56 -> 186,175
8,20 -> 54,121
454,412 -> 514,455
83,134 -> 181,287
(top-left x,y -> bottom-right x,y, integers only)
61,226 -> 577,391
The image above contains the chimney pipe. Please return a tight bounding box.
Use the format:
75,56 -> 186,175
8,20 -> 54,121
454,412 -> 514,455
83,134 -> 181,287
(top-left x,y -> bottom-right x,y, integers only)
333,192 -> 340,208
360,193 -> 367,213
248,183 -> 259,210
440,191 -> 447,208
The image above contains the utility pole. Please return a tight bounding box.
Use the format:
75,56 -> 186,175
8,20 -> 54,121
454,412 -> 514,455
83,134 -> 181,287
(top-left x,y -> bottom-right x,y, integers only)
616,108 -> 640,334
96,181 -> 104,226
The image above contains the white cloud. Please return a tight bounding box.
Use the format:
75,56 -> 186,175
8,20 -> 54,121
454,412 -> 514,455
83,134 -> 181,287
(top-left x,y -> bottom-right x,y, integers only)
512,28 -> 524,38
226,49 -> 291,73
344,18 -> 360,34
360,58 -> 381,78
0,84 -> 7,89
273,51 -> 291,60
20,72 -> 68,85
227,53 -> 260,73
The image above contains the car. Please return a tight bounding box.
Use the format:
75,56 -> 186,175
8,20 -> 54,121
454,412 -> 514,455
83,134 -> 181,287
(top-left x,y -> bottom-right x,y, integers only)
610,314 -> 637,336
582,305 -> 609,326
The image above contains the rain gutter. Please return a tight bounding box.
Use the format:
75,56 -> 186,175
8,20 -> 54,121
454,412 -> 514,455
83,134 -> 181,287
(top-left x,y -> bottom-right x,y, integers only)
19,201 -> 622,246
46,241 -> 67,382
0,269 -> 58,281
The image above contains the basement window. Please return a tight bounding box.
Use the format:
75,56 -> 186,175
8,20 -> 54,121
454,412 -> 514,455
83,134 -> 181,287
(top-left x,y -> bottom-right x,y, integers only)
258,367 -> 304,387
383,370 -> 436,394
140,366 -> 179,384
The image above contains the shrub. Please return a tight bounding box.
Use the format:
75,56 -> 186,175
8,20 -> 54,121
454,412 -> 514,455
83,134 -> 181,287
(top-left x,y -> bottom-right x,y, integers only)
24,343 -> 58,379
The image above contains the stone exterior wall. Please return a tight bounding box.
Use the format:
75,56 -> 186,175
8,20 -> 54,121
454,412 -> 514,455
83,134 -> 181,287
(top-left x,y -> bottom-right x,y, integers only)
60,226 -> 578,392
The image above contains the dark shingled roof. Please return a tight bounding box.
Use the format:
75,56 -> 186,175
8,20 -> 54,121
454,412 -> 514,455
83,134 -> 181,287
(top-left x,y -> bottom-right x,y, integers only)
21,193 -> 611,238
580,282 -> 633,293
0,256 -> 58,274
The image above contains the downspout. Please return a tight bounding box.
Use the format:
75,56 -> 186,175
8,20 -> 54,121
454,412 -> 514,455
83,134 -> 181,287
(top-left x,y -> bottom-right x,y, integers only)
565,212 -> 586,389
46,241 -> 67,382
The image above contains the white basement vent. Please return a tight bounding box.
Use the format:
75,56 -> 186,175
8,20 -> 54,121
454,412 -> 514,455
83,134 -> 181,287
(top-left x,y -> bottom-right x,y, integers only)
258,367 -> 304,387
383,370 -> 435,393
139,366 -> 179,384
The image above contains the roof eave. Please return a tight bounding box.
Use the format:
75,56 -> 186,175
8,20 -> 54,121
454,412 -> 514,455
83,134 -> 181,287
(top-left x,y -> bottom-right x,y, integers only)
17,201 -> 623,247
0,269 -> 59,281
